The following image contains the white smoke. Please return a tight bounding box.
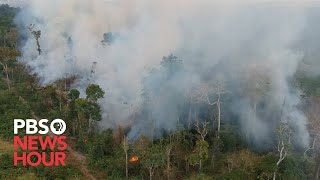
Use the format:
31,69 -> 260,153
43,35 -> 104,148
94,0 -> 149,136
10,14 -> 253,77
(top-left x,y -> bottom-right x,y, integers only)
9,0 -> 318,147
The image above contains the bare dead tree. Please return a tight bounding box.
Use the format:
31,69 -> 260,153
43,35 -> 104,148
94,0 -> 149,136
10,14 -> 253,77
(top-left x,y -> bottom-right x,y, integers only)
191,80 -> 226,135
195,121 -> 209,141
273,122 -> 292,180
242,64 -> 270,140
304,137 -> 318,158
29,24 -> 41,55
90,62 -> 97,79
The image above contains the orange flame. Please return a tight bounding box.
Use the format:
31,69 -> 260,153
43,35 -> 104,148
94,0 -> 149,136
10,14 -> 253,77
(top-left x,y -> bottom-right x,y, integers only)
129,156 -> 139,162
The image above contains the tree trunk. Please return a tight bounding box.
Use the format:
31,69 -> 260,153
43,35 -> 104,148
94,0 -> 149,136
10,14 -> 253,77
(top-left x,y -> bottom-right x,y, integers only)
59,93 -> 62,111
149,167 -> 153,180
36,39 -> 41,55
5,65 -> 10,90
1,63 -> 10,90
125,151 -> 128,179
217,93 -> 221,135
88,114 -> 92,133
253,103 -> 257,130
77,113 -> 81,131
166,147 -> 171,180
149,112 -> 154,143
186,161 -> 189,173
211,154 -> 215,168
188,102 -> 192,129
65,78 -> 67,92
314,156 -> 320,180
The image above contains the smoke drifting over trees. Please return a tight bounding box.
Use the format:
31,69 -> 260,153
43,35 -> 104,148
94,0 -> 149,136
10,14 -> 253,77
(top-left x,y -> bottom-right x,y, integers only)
9,0 -> 320,148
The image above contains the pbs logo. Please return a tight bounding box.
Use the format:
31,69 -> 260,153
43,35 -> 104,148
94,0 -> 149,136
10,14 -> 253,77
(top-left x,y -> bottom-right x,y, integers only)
50,119 -> 66,135
14,119 -> 67,135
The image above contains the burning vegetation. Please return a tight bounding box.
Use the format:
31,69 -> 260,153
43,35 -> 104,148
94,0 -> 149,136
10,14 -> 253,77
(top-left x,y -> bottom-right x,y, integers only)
129,156 -> 139,163
1,2 -> 320,180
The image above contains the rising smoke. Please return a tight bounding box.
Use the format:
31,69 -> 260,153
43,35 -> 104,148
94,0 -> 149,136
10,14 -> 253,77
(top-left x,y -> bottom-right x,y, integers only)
8,0 -> 320,148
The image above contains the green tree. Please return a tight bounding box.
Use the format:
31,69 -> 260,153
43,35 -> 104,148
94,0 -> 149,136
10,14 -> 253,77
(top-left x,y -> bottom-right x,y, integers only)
73,84 -> 104,134
86,84 -> 105,102
188,122 -> 210,171
75,98 -> 102,133
68,89 -> 80,101
141,144 -> 165,180
0,47 -> 20,90
188,139 -> 209,172
68,89 -> 80,135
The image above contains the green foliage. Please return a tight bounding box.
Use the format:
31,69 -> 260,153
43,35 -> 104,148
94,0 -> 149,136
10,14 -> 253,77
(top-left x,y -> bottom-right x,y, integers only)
69,84 -> 105,135
0,5 -> 18,20
76,99 -> 102,121
0,5 -> 106,179
86,84 -> 105,102
141,143 -> 165,168
0,152 -> 80,180
278,156 -> 310,180
0,8 -> 318,179
0,5 -> 19,48
188,173 -> 213,180
219,125 -> 245,152
140,143 -> 165,178
0,47 -> 21,60
0,91 -> 32,139
86,130 -> 125,179
88,129 -> 116,158
296,75 -> 320,97
0,153 -> 24,179
197,140 -> 209,161
68,89 -> 80,101
220,169 -> 248,180
256,154 -> 278,179
31,164 -> 81,179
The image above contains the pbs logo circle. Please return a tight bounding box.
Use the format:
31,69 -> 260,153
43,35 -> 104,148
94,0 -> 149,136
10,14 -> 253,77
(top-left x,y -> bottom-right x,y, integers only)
50,119 -> 67,135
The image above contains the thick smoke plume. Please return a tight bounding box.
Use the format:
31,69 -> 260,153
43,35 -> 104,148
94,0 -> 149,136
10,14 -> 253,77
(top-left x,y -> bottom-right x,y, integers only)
8,0 -> 320,148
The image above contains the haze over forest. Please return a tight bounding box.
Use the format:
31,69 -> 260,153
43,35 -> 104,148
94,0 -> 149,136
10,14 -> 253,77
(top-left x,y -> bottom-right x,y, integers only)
0,1 -> 319,179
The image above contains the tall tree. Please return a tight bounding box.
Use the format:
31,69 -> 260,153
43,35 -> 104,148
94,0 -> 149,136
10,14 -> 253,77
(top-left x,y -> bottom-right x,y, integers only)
74,84 -> 105,133
273,122 -> 292,180
68,89 -> 80,135
192,78 -> 226,135
0,47 -> 20,90
188,122 -> 210,171
141,144 -> 165,180
122,135 -> 129,179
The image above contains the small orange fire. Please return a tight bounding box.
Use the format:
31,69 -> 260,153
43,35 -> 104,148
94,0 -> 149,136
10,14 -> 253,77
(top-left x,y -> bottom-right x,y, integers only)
129,156 -> 139,162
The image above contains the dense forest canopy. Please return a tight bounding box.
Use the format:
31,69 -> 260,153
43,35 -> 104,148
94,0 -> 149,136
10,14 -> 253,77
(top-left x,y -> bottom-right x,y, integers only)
0,2 -> 320,180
